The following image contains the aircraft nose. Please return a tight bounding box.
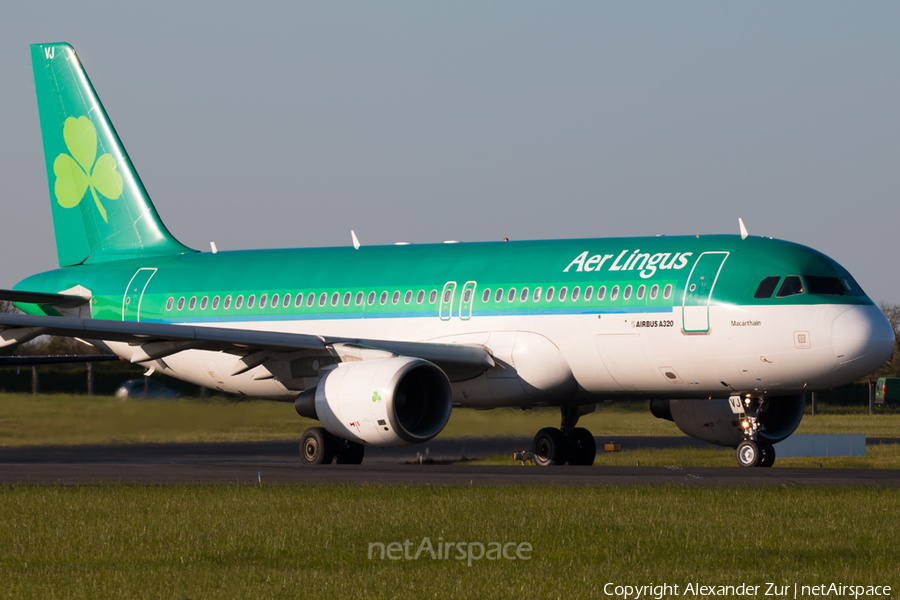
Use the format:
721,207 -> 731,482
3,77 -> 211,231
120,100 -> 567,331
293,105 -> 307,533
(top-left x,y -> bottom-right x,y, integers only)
832,305 -> 895,373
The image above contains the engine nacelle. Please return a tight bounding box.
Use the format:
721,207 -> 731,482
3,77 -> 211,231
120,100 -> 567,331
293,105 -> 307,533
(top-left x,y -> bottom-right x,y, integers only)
650,395 -> 805,448
295,357 -> 453,447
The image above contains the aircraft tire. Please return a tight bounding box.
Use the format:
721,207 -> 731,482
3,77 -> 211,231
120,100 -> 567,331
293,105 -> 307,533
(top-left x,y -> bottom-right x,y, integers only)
533,427 -> 568,466
335,440 -> 365,465
567,428 -> 597,466
736,440 -> 761,468
759,443 -> 776,468
300,427 -> 336,465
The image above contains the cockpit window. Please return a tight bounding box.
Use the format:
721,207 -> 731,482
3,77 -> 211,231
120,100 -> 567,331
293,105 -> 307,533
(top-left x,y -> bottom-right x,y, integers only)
841,276 -> 865,297
805,276 -> 845,296
776,276 -> 804,298
754,276 -> 780,299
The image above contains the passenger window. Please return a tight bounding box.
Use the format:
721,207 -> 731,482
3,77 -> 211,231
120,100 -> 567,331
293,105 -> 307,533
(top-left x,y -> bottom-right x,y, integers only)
443,289 -> 452,303
236,295 -> 244,309
650,285 -> 658,300
259,294 -> 267,308
597,286 -> 605,301
392,291 -> 400,305
754,276 -> 781,299
405,291 -> 413,304
271,294 -> 279,308
663,285 -> 672,299
611,286 -> 619,301
572,287 -> 580,301
533,287 -> 542,302
356,292 -> 364,306
177,297 -> 185,310
307,294 -> 315,307
482,289 -> 491,303
200,296 -> 208,310
331,292 -> 339,306
283,294 -> 291,308
520,288 -> 529,302
189,296 -> 197,310
623,285 -> 632,300
295,293 -> 304,308
805,276 -> 845,296
343,292 -> 351,306
417,290 -> 425,304
368,292 -> 376,305
559,287 -> 567,301
637,285 -> 645,300
546,287 -> 554,301
166,297 -> 174,311
248,295 -> 256,309
464,289 -> 472,303
495,288 -> 503,302
319,293 -> 327,307
585,286 -> 593,301
212,296 -> 220,310
380,291 -> 388,305
224,295 -> 232,310
429,290 -> 437,303
776,276 -> 804,298
508,288 -> 516,302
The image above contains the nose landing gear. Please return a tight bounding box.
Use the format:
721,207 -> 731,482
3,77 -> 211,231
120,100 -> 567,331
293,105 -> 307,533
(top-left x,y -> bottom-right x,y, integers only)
730,395 -> 776,468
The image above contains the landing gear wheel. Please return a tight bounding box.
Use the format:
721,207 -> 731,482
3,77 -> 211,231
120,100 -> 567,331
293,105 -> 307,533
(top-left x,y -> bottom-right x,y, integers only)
533,427 -> 568,466
567,428 -> 597,466
736,440 -> 761,468
759,443 -> 775,468
335,440 -> 365,465
300,427 -> 335,465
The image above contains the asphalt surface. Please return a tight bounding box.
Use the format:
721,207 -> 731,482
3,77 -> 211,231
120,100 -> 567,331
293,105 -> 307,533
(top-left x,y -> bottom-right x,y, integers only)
1,436 -> 899,486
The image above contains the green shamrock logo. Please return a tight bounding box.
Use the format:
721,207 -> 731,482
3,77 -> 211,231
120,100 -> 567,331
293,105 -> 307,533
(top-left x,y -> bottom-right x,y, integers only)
53,116 -> 123,223
372,391 -> 382,403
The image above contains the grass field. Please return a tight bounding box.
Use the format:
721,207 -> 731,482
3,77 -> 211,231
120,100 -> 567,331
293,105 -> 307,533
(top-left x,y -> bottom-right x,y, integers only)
0,484 -> 898,599
1,393 -> 899,447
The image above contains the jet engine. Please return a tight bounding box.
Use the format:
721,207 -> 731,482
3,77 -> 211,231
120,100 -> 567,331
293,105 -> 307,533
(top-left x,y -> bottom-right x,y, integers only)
650,395 -> 805,447
295,356 -> 453,447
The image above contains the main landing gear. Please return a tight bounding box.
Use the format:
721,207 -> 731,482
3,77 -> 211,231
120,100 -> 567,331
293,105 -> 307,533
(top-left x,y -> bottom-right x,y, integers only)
300,427 -> 365,465
532,406 -> 597,466
732,395 -> 776,468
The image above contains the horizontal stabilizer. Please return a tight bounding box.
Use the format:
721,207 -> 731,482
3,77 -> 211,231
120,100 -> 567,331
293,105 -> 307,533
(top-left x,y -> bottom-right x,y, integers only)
0,289 -> 89,309
0,355 -> 120,366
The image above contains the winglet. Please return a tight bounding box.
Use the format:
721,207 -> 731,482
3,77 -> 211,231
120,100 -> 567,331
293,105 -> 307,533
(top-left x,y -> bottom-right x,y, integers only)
739,218 -> 749,240
351,230 -> 361,250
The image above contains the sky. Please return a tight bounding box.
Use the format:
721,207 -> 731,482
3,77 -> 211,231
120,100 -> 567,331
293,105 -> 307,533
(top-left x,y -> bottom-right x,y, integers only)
1,2 -> 898,303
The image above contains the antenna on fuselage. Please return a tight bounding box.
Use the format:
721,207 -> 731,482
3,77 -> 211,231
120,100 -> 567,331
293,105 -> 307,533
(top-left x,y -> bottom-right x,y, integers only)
738,218 -> 749,240
351,230 -> 361,250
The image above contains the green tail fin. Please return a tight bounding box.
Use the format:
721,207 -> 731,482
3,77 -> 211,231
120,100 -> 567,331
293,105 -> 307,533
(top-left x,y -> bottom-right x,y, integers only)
30,42 -> 195,267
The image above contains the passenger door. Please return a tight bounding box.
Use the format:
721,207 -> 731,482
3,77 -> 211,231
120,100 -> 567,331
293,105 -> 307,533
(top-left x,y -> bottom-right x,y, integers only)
122,268 -> 157,322
458,281 -> 477,321
682,252 -> 728,333
439,281 -> 457,321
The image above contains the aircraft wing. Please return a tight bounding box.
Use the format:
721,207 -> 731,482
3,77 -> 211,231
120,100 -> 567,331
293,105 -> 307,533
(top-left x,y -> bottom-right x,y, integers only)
0,313 -> 494,381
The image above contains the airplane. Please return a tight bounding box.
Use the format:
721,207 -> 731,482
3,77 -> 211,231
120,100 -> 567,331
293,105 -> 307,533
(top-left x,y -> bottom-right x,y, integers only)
1,42 -> 894,468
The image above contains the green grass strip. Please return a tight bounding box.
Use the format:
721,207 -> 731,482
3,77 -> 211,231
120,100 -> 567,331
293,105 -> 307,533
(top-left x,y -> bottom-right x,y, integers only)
0,485 -> 898,599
